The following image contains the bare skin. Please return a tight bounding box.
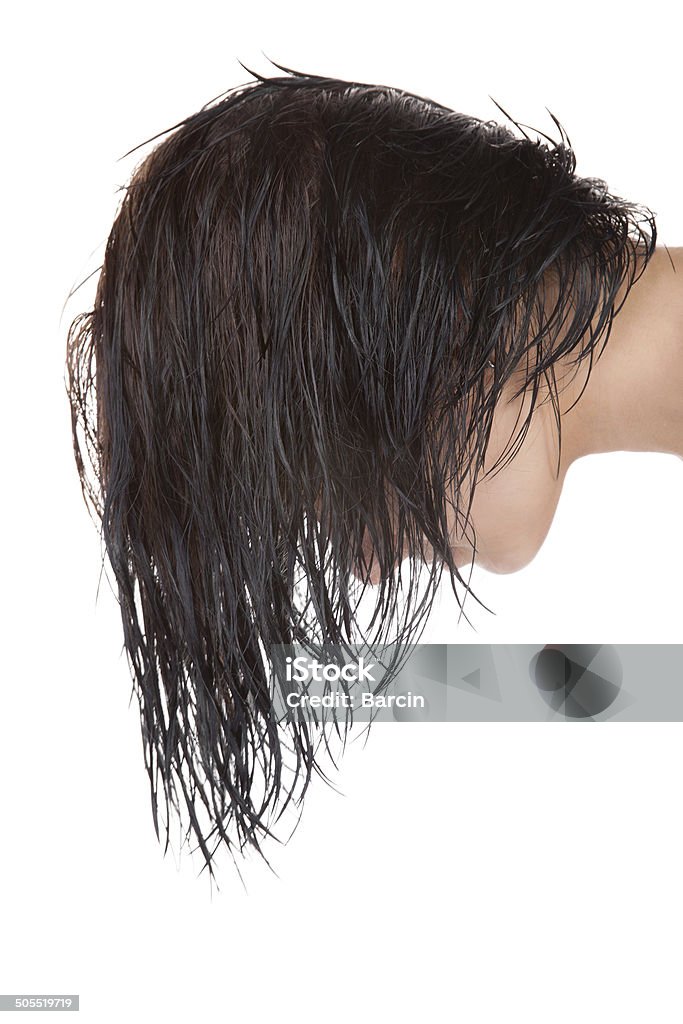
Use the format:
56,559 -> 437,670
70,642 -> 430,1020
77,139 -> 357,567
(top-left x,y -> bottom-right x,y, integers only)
449,244 -> 683,574
359,245 -> 683,581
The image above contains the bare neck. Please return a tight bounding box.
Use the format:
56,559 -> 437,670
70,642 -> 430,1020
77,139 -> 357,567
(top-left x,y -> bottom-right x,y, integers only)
558,245 -> 683,473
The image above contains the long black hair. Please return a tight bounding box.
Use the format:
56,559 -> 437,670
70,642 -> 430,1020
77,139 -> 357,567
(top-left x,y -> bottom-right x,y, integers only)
66,60 -> 656,874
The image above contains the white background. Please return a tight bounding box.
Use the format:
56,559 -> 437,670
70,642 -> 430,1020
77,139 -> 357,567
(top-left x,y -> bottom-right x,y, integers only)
2,2 -> 682,1021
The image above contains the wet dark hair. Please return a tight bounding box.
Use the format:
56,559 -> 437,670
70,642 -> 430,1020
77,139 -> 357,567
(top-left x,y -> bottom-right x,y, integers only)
66,60 -> 656,874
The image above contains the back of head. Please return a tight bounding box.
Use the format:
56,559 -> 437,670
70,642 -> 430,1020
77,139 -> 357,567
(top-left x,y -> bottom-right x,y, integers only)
66,64 -> 655,872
